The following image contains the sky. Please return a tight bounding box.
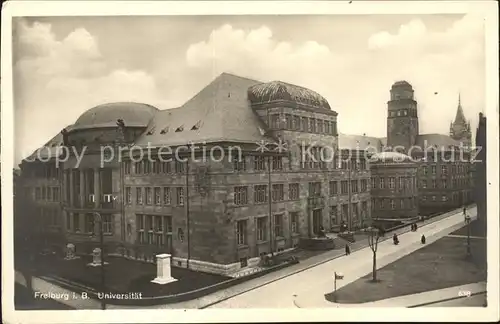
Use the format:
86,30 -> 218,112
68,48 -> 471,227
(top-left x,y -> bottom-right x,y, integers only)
12,14 -> 486,163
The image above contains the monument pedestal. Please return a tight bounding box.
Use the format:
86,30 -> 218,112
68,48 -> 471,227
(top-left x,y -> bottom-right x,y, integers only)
151,253 -> 177,285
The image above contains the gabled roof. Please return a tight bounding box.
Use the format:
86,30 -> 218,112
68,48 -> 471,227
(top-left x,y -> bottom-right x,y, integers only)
134,73 -> 274,147
415,133 -> 461,148
338,133 -> 383,151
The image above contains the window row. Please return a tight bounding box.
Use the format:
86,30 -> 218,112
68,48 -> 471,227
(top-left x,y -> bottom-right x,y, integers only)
136,214 -> 173,247
421,164 -> 471,176
421,177 -> 470,189
269,113 -> 337,135
124,160 -> 186,175
236,212 -> 300,245
371,177 -> 417,191
421,192 -> 468,202
66,213 -> 113,234
27,164 -> 60,179
234,184 -> 293,205
34,186 -> 61,202
125,187 -> 184,206
234,156 -> 283,172
329,179 -> 369,196
329,201 -> 369,225
371,197 -> 416,210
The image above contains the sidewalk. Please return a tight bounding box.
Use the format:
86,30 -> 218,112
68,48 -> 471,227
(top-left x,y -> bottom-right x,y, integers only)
15,205 -> 475,310
292,209 -> 477,309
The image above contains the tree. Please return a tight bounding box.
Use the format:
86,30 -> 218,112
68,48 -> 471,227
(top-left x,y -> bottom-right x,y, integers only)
367,227 -> 381,282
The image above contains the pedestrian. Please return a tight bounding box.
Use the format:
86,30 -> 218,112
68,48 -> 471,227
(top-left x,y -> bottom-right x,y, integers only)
414,223 -> 418,231
345,244 -> 351,256
421,234 -> 426,244
411,224 -> 414,232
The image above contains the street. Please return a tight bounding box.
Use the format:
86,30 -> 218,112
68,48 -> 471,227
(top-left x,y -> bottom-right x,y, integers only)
208,207 -> 476,308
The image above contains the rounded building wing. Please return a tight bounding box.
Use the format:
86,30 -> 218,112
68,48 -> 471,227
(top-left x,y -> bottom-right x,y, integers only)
72,102 -> 159,131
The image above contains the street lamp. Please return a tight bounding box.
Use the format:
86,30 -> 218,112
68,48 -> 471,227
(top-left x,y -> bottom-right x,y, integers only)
465,213 -> 472,257
91,212 -> 106,310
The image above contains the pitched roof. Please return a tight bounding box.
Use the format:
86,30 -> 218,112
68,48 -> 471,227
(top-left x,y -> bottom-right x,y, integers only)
415,133 -> 461,148
338,133 -> 383,151
134,73 -> 274,147
24,130 -> 67,161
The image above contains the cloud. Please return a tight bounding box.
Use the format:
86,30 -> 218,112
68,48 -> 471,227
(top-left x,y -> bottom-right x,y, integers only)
185,14 -> 485,141
13,20 -> 169,163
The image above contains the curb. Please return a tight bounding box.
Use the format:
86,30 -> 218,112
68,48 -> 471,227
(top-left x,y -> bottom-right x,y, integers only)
199,206 -> 474,309
407,291 -> 486,308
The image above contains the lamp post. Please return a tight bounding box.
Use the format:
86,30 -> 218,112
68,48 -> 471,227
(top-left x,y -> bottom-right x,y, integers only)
92,212 -> 106,310
465,213 -> 471,257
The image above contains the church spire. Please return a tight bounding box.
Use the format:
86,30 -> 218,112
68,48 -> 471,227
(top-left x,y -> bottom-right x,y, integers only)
453,92 -> 467,125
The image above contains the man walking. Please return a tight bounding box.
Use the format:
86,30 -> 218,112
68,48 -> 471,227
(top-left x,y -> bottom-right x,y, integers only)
345,244 -> 351,256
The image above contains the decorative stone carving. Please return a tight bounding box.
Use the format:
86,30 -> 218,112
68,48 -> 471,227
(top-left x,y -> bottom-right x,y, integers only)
64,243 -> 79,260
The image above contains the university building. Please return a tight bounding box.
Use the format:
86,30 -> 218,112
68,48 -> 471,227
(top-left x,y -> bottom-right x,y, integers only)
16,73 -> 473,275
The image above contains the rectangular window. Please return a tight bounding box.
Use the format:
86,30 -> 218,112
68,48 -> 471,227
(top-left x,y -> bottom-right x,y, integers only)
274,214 -> 284,237
380,178 -> 385,189
85,213 -> 94,233
341,181 -> 348,194
330,206 -> 338,225
102,214 -> 113,234
443,180 -> 448,189
175,161 -> 185,173
144,161 -> 151,174
389,177 -> 395,189
137,214 -> 145,244
136,187 -> 143,205
441,165 -> 447,177
351,180 -> 358,193
254,156 -> 266,171
421,180 -> 427,188
234,186 -> 248,205
329,181 -> 338,196
324,120 -> 330,134
390,199 -> 395,210
285,114 -> 293,129
124,161 -> 131,175
309,118 -> 316,133
162,161 -> 172,173
236,220 -> 247,245
361,179 -> 367,192
292,115 -> 300,130
290,212 -> 299,233
442,195 -> 447,202
163,187 -> 171,205
73,214 -> 80,232
317,119 -> 324,133
154,187 -> 161,205
42,187 -> 46,200
308,182 -> 322,197
289,183 -> 300,200
271,114 -> 280,129
431,165 -> 436,175
272,184 -> 284,202
47,187 -> 52,201
146,187 -> 153,205
177,187 -> 185,206
361,201 -> 368,217
432,195 -> 437,201
272,156 -> 283,171
257,217 -> 267,241
254,185 -> 268,203
125,187 -> 132,204
233,157 -> 246,171
301,117 -> 308,131
371,178 -> 376,189
432,179 -> 437,188
422,166 -> 427,175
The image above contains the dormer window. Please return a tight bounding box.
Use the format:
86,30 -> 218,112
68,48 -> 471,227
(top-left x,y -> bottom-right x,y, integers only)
191,121 -> 201,130
160,127 -> 169,134
175,125 -> 184,132
146,127 -> 156,135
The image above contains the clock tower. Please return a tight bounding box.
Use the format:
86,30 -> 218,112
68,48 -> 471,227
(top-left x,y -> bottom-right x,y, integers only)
386,81 -> 419,153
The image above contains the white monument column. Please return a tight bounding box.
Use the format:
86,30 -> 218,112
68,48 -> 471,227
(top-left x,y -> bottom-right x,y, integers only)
151,254 -> 177,285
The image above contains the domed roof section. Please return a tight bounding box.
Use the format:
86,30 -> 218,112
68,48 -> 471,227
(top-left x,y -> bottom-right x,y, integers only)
248,81 -> 331,110
392,80 -> 413,89
72,102 -> 159,131
370,151 -> 414,164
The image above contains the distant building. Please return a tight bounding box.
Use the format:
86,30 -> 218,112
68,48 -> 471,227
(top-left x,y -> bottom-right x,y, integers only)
450,94 -> 473,150
474,112 -> 486,225
17,73 -> 474,275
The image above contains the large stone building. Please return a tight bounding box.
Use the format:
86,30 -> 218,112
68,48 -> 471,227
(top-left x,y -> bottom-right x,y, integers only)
16,73 -> 474,275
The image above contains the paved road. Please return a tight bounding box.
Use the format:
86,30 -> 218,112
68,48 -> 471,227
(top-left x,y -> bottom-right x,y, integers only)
208,207 -> 476,308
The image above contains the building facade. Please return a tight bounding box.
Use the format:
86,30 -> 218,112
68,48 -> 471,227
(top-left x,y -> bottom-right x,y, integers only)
17,73 -> 474,275
370,152 -> 419,221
